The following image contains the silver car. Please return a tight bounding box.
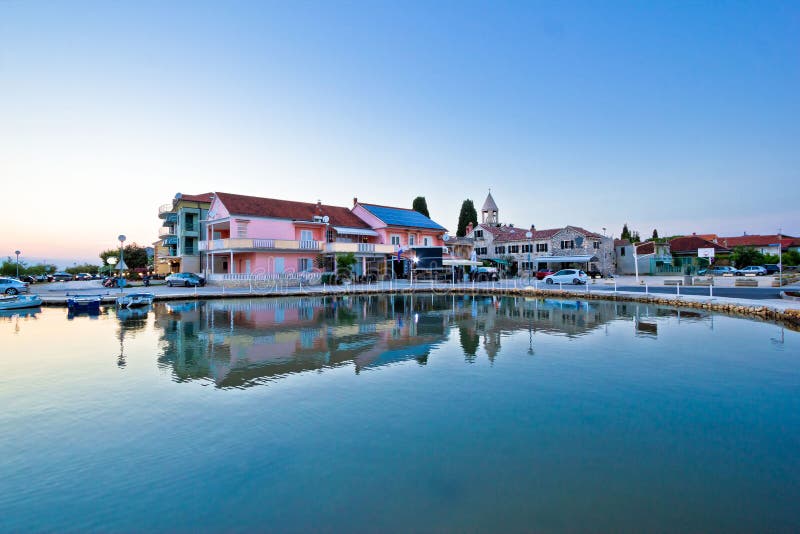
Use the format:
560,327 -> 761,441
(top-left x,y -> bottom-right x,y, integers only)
0,277 -> 30,295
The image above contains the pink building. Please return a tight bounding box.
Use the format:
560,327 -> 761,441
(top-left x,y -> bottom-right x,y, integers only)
201,192 -> 448,280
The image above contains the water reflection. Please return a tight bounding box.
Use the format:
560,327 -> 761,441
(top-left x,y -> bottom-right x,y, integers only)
149,295 -> 714,388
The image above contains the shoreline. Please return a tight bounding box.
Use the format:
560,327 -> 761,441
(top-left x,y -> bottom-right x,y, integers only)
32,284 -> 800,330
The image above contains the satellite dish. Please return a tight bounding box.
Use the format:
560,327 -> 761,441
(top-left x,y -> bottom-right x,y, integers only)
322,215 -> 329,223
443,233 -> 450,241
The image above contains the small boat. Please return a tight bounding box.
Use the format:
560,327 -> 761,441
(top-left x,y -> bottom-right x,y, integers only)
0,294 -> 42,310
67,294 -> 103,311
116,293 -> 155,309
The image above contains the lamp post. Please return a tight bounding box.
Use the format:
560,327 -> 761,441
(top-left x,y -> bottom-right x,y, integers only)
118,235 -> 126,273
14,250 -> 20,278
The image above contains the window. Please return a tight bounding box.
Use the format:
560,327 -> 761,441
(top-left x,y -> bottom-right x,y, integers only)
508,245 -> 519,254
327,228 -> 336,242
475,247 -> 487,255
423,236 -> 431,246
236,222 -> 248,238
300,229 -> 314,242
520,261 -> 535,270
620,247 -> 626,256
298,258 -> 313,272
495,246 -> 506,254
409,234 -> 416,246
521,244 -> 533,253
561,240 -> 574,249
390,235 -> 401,246
474,230 -> 483,239
593,241 -> 600,249
536,243 -> 548,252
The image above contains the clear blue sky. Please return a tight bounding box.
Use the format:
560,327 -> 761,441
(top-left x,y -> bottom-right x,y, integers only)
1,0 -> 798,266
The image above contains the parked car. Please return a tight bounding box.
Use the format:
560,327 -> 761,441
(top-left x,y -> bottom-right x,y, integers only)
543,269 -> 589,285
471,266 -> 499,282
763,264 -> 780,275
535,268 -> 555,280
34,274 -> 52,283
697,266 -> 737,276
51,272 -> 73,282
0,277 -> 29,295
165,272 -> 206,287
735,266 -> 767,276
17,275 -> 36,284
74,272 -> 95,281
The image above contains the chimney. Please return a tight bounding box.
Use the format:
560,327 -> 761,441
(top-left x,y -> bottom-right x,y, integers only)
353,197 -> 358,206
530,224 -> 535,232
316,199 -> 323,214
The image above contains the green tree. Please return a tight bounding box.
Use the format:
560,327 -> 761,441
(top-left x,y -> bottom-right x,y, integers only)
630,231 -> 641,243
25,263 -> 57,276
65,264 -> 101,275
652,229 -> 659,240
456,199 -> 479,237
335,252 -> 357,281
0,259 -> 24,277
621,223 -> 631,241
100,244 -> 149,270
731,246 -> 766,268
412,196 -> 430,218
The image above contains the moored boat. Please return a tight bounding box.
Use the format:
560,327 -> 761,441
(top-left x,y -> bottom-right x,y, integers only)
67,295 -> 103,311
0,294 -> 43,310
116,293 -> 155,309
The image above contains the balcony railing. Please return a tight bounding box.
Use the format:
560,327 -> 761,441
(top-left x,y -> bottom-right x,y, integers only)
324,242 -> 397,254
159,226 -> 176,238
158,203 -> 174,216
183,223 -> 198,233
199,239 -> 323,252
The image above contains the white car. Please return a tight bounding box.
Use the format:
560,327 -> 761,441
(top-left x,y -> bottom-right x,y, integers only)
0,277 -> 30,295
543,269 -> 589,285
735,266 -> 767,276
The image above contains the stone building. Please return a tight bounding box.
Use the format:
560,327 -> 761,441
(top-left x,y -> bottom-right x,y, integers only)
464,192 -> 614,276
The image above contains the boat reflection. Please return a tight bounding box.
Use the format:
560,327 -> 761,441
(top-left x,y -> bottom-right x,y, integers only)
146,295 -> 707,389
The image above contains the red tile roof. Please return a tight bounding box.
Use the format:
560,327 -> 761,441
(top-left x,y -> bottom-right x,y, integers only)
213,192 -> 370,228
614,239 -> 631,247
669,236 -> 730,254
479,224 -> 602,243
635,241 -> 655,255
718,234 -> 796,249
177,192 -> 215,203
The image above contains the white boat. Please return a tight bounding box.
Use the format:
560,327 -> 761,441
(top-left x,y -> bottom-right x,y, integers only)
0,294 -> 43,310
116,293 -> 155,308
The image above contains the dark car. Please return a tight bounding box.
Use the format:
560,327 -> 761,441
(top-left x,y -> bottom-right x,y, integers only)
51,272 -> 73,282
17,275 -> 36,284
763,264 -> 780,275
535,268 -> 555,280
74,272 -> 95,281
165,272 -> 206,287
586,268 -> 603,279
35,274 -> 52,282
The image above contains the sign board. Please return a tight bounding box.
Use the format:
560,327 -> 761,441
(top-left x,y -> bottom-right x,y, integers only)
697,248 -> 715,259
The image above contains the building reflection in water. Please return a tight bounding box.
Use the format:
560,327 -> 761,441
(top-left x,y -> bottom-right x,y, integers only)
149,295 -> 711,388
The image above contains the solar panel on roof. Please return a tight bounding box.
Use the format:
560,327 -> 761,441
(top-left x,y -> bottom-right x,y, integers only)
362,205 -> 446,230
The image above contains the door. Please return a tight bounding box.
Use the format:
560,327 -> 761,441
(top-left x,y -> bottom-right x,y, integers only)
244,259 -> 251,274
274,257 -> 285,274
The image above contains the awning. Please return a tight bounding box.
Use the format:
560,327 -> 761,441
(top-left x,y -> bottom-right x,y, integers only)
334,226 -> 379,237
443,259 -> 482,266
535,255 -> 598,263
489,258 -> 510,265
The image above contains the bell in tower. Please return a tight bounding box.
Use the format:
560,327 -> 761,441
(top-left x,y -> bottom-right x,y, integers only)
481,190 -> 499,225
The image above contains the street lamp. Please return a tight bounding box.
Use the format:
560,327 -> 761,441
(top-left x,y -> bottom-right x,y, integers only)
14,250 -> 20,278
118,235 -> 126,273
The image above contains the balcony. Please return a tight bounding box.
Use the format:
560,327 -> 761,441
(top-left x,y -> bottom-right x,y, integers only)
183,223 -> 198,233
158,203 -> 174,217
159,226 -> 176,238
199,239 -> 322,252
324,242 -> 397,254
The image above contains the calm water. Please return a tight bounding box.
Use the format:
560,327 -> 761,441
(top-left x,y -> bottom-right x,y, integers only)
1,295 -> 799,533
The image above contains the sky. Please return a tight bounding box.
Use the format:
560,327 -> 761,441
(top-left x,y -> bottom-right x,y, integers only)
1,0 -> 798,267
